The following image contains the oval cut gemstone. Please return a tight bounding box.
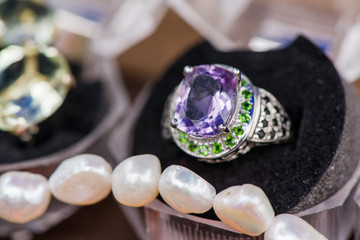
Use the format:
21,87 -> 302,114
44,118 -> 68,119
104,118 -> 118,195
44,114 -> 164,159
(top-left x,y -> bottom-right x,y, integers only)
0,45 -> 72,133
174,65 -> 237,137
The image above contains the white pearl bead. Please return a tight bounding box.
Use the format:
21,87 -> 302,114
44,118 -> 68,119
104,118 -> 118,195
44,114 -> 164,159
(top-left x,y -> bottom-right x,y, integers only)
265,214 -> 327,240
0,171 -> 51,223
112,154 -> 161,207
213,184 -> 274,236
159,165 -> 215,214
49,154 -> 112,205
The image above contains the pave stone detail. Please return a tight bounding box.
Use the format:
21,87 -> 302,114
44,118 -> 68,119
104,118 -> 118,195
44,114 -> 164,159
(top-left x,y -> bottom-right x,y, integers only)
199,146 -> 209,156
212,143 -> 223,154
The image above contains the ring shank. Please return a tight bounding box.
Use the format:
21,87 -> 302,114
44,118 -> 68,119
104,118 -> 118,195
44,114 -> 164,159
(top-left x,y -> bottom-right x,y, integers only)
250,88 -> 291,143
226,88 -> 292,161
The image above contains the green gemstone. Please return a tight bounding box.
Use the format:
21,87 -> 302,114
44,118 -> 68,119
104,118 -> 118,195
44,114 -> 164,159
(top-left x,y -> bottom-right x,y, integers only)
233,126 -> 244,135
178,132 -> 188,143
188,141 -> 197,152
212,143 -> 222,154
242,101 -> 253,111
241,79 -> 247,87
239,113 -> 250,123
199,145 -> 209,156
241,89 -> 252,99
225,134 -> 236,147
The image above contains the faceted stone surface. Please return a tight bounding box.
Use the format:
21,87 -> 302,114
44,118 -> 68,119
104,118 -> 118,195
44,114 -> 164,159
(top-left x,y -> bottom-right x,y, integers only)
199,145 -> 209,156
241,89 -> 252,99
178,132 -> 188,143
233,126 -> 244,135
225,134 -> 236,147
174,65 -> 237,137
242,101 -> 253,111
0,45 -> 72,133
212,142 -> 222,154
188,141 -> 197,152
241,79 -> 247,87
240,113 -> 250,123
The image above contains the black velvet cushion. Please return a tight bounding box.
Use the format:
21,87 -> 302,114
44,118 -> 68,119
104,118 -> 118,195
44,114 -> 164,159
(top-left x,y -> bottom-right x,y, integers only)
0,63 -> 105,163
133,37 -> 345,220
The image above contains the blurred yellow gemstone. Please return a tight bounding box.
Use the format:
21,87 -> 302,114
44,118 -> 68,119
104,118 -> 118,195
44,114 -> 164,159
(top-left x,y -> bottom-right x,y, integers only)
0,0 -> 55,46
0,45 -> 72,134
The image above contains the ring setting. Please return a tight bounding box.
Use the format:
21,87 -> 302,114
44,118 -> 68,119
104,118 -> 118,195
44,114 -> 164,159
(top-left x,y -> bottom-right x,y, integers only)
163,64 -> 291,163
0,44 -> 73,140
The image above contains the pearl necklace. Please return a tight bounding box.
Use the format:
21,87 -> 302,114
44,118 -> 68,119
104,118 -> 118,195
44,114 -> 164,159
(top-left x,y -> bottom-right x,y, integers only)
0,154 -> 327,239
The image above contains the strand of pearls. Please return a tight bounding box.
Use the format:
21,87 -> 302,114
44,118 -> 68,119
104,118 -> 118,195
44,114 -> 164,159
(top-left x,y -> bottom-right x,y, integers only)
0,154 -> 327,239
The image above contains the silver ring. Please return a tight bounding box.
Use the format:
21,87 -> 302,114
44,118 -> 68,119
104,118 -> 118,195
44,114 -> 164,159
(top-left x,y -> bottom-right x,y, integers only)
162,64 -> 291,163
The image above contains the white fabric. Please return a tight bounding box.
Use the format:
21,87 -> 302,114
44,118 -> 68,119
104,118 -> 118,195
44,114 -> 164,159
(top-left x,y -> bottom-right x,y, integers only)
90,0 -> 167,57
336,22 -> 360,82
49,0 -> 360,83
48,0 -> 167,58
167,0 -> 252,51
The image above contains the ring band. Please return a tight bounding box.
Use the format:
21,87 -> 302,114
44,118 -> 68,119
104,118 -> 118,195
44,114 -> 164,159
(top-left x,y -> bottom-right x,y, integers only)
162,64 -> 291,163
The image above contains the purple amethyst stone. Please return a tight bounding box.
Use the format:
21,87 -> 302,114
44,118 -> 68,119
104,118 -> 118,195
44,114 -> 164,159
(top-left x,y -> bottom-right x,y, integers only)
174,65 -> 237,137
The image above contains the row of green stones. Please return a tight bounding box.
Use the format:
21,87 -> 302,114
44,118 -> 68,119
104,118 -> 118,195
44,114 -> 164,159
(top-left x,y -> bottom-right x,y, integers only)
176,78 -> 253,156
239,78 -> 253,124
178,131 -> 243,156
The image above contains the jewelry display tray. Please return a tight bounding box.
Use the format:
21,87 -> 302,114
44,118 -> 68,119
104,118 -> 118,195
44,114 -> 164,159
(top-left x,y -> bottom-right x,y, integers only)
109,37 -> 360,240
0,58 -> 129,238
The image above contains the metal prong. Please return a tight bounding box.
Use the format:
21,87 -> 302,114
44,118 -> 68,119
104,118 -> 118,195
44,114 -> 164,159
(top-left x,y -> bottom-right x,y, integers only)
170,118 -> 178,128
19,132 -> 33,142
233,68 -> 240,80
183,65 -> 193,77
12,118 -> 39,142
219,124 -> 229,133
63,75 -> 76,88
17,126 -> 38,143
28,125 -> 39,135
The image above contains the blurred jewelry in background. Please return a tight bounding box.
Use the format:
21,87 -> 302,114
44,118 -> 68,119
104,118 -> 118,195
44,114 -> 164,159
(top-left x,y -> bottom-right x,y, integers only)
0,0 -> 55,46
0,0 -> 74,141
0,44 -> 73,140
0,0 -> 138,239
